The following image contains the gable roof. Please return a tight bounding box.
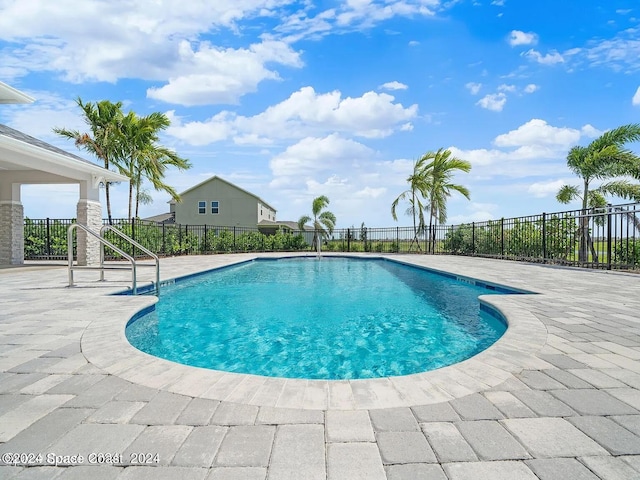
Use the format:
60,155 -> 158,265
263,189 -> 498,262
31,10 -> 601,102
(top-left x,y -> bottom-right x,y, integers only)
0,123 -> 128,183
0,124 -> 96,166
143,212 -> 175,224
258,220 -> 314,231
170,175 -> 277,212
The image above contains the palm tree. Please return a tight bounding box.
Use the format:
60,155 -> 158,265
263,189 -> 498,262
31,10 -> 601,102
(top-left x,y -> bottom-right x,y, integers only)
421,148 -> 472,253
54,99 -> 124,224
556,124 -> 640,262
298,195 -> 337,254
119,111 -> 191,219
391,157 -> 430,251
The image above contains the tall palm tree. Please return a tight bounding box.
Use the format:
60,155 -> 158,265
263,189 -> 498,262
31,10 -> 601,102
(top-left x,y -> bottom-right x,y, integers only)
391,156 -> 430,251
557,123 -> 640,262
119,111 -> 190,219
54,99 -> 124,224
298,195 -> 337,254
422,148 -> 472,253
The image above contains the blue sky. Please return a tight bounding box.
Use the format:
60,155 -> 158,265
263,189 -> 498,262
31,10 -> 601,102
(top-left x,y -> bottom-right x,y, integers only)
1,0 -> 639,227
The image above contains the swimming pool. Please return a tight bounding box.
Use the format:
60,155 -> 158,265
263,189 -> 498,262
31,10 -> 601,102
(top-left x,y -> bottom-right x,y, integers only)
126,257 -> 519,379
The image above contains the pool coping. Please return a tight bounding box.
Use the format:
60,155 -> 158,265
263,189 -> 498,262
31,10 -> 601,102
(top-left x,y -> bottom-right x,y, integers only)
80,253 -> 548,410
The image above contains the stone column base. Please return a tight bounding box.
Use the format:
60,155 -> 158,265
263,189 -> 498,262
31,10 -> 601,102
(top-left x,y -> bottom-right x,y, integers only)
76,199 -> 102,266
0,201 -> 24,265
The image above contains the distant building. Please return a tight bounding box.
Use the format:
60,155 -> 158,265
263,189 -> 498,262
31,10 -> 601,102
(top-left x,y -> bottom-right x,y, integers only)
166,175 -> 278,228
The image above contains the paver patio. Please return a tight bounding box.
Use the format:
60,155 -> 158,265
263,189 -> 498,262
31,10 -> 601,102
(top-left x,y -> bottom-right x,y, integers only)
1,253 -> 640,479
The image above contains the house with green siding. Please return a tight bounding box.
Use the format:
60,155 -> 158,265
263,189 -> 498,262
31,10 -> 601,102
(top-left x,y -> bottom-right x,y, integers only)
168,176 -> 278,228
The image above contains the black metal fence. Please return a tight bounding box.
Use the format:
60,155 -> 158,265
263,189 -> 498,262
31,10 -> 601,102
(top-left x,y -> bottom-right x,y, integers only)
23,202 -> 640,271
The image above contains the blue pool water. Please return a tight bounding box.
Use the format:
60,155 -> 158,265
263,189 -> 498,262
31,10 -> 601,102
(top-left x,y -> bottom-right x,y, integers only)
126,257 -> 513,379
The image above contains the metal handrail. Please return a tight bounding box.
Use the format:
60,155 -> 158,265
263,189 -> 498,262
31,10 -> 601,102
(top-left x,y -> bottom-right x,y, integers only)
68,223 -> 139,294
100,225 -> 160,293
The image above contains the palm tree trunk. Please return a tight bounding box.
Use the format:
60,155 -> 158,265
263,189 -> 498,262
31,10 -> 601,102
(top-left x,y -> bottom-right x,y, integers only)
428,205 -> 435,254
588,231 -> 598,263
105,183 -> 113,225
135,183 -> 140,219
410,191 -> 422,252
578,179 -> 589,263
128,180 -> 134,221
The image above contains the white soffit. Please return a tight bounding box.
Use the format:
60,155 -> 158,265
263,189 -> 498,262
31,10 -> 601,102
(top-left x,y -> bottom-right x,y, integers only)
0,81 -> 35,104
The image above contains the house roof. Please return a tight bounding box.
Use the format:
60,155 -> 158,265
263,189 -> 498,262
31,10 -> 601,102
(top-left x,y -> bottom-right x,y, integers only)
143,212 -> 175,224
170,175 -> 277,212
0,123 -> 128,183
258,220 -> 313,231
0,81 -> 34,104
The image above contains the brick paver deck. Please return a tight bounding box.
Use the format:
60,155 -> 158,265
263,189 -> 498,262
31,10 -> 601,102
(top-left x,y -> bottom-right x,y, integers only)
1,253 -> 640,479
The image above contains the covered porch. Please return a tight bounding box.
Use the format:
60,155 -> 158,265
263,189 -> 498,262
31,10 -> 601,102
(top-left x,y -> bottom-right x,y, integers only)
0,81 -> 128,266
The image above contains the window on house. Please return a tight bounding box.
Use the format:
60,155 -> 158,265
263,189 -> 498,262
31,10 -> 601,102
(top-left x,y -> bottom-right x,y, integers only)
211,201 -> 219,214
198,201 -> 206,214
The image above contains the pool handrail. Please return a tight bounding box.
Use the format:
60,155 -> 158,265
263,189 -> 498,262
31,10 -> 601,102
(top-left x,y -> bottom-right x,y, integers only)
100,224 -> 160,294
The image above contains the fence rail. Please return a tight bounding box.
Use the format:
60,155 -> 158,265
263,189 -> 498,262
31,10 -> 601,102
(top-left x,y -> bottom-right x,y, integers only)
24,202 -> 640,271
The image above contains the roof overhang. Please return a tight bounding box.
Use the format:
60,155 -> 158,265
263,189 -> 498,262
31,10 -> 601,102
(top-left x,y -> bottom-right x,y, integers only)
0,134 -> 128,185
0,81 -> 35,104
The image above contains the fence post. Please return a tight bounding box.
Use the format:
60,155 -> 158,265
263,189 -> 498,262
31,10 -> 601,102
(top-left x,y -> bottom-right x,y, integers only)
449,225 -> 453,253
425,228 -> 429,254
607,204 -> 612,270
472,222 -> 475,255
500,218 -> 504,258
542,212 -> 547,263
46,217 -> 51,258
396,226 -> 399,252
233,226 -> 236,251
162,223 -> 166,255
347,228 -> 351,252
203,225 -> 208,253
130,217 -> 136,257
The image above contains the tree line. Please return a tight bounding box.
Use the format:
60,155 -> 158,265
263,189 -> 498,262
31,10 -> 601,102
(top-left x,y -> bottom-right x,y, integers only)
54,99 -> 191,223
391,125 -> 640,257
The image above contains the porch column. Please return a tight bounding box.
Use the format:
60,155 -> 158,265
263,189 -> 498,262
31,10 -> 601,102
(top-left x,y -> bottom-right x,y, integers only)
0,180 -> 23,265
76,180 -> 101,266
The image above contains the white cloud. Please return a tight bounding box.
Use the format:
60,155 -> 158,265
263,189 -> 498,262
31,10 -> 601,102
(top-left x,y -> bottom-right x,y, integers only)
497,84 -> 516,93
581,124 -> 603,138
523,83 -> 539,93
246,87 -> 418,139
448,202 -> 498,224
355,186 -> 387,198
167,86 -> 418,145
379,81 -> 408,91
527,179 -> 567,198
494,119 -> 581,148
508,30 -> 538,46
276,1 -> 446,41
147,40 -> 303,106
408,40 -> 420,47
334,0 -> 440,29
0,90 -> 85,142
166,111 -> 237,146
476,93 -> 507,112
465,82 -> 482,95
524,49 -> 564,65
0,1 -> 299,84
633,86 -> 640,106
581,28 -> 640,72
269,134 -> 374,179
448,119 -> 601,178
